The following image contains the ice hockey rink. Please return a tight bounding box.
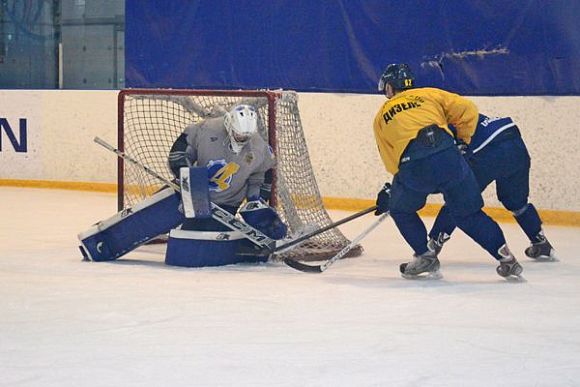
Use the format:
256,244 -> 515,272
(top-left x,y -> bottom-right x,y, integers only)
1,187 -> 579,387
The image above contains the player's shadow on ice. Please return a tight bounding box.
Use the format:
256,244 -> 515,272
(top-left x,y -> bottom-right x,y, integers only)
109,258 -> 278,273
320,262 -> 526,289
111,259 -> 170,269
323,275 -> 524,290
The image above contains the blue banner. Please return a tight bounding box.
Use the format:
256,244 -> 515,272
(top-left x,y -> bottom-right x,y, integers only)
126,0 -> 580,95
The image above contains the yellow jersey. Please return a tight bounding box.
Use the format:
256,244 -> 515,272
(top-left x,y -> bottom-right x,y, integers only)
373,87 -> 478,175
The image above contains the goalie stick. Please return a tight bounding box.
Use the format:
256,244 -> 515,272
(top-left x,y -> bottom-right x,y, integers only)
94,137 -> 276,251
284,212 -> 389,273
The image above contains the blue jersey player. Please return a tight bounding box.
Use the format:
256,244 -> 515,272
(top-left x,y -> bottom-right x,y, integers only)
428,114 -> 557,261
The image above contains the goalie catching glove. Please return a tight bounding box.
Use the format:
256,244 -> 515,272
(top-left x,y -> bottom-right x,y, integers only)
239,197 -> 287,240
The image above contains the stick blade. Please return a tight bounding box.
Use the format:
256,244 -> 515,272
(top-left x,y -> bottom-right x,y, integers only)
283,258 -> 323,273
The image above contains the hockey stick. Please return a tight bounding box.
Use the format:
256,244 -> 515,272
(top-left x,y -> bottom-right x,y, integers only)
94,137 -> 276,250
271,205 -> 377,254
284,212 -> 389,273
236,205 -> 378,258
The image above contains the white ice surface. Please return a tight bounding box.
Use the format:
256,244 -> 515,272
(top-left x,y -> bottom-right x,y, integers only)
1,187 -> 579,387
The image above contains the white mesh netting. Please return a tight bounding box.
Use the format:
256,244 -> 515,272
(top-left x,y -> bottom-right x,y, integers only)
118,89 -> 362,261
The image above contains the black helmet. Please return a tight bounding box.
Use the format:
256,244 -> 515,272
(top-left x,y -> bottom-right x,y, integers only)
377,63 -> 415,92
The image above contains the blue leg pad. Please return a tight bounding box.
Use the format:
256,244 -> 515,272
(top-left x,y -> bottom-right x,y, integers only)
78,188 -> 184,261
165,229 -> 245,267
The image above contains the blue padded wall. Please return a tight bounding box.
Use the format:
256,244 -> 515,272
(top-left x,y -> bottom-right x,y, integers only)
126,0 -> 580,95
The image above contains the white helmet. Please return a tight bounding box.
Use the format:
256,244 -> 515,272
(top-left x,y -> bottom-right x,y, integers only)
224,104 -> 258,153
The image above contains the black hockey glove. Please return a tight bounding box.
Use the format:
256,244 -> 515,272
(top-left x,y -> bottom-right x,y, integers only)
375,182 -> 392,216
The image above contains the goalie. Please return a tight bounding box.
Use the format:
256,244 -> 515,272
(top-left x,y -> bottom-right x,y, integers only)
165,103 -> 287,267
78,104 -> 287,267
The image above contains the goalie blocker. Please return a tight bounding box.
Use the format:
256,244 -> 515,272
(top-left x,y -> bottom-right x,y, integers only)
179,166 -> 211,219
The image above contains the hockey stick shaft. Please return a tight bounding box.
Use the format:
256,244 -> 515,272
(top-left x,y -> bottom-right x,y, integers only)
94,137 -> 181,191
94,137 -> 275,249
272,205 -> 378,253
284,212 -> 389,273
320,212 -> 389,271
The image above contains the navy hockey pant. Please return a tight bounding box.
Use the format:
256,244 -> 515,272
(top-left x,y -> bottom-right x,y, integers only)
429,133 -> 542,243
389,146 -> 507,260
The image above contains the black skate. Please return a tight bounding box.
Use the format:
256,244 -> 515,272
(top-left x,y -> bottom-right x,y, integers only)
427,232 -> 450,255
525,233 -> 558,261
400,250 -> 442,280
496,245 -> 524,281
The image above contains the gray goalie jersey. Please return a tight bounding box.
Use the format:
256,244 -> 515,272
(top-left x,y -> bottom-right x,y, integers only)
168,116 -> 275,207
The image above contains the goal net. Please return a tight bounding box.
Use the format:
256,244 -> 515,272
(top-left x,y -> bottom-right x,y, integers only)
118,89 -> 363,261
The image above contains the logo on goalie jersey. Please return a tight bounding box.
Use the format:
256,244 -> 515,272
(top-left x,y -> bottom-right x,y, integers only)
207,159 -> 240,192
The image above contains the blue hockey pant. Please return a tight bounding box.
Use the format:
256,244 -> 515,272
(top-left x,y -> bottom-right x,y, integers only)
429,134 -> 542,243
389,146 -> 507,260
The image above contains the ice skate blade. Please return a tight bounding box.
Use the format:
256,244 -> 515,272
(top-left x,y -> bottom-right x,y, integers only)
527,254 -> 559,262
503,274 -> 527,283
401,270 -> 443,280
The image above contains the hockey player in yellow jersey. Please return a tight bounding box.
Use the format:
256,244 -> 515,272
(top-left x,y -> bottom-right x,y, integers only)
374,78 -> 478,176
373,64 -> 523,280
